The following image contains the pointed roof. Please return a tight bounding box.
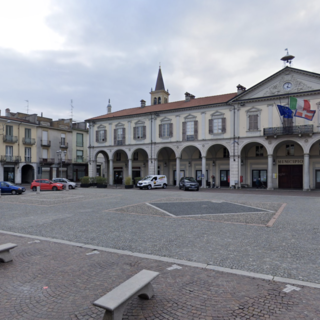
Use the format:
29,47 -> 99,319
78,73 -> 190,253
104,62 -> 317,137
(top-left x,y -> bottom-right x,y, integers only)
155,67 -> 165,91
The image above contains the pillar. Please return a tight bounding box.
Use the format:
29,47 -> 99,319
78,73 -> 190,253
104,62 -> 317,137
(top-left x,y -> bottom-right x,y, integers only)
109,159 -> 113,185
202,156 -> 206,188
303,153 -> 310,191
176,157 -> 180,187
267,154 -> 274,190
201,112 -> 206,140
128,158 -> 132,179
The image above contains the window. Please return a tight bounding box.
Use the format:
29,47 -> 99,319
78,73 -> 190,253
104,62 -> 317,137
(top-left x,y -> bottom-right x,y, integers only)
159,123 -> 173,138
256,146 -> 264,157
158,97 -> 161,104
117,128 -> 123,145
134,126 -> 146,140
76,133 -> 84,147
213,119 -> 222,133
186,121 -> 194,141
116,152 -> 121,161
133,152 -> 138,161
249,114 -> 258,130
42,149 -> 48,160
96,129 -> 106,143
223,148 -> 229,158
61,134 -> 66,146
25,128 -> 31,142
114,127 -> 125,146
6,146 -> 13,161
6,125 -> 13,136
286,144 -> 294,156
25,147 -> 31,162
153,97 -> 157,105
76,150 -> 83,162
42,131 -> 49,145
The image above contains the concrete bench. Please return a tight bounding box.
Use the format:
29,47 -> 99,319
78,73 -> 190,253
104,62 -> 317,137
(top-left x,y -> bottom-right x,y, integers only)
0,243 -> 17,262
93,269 -> 159,320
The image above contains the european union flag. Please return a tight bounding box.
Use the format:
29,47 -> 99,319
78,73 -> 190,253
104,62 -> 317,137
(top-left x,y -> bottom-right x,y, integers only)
277,105 -> 293,119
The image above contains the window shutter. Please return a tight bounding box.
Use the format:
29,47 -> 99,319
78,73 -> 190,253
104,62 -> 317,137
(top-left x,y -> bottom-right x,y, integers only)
143,126 -> 146,139
159,124 -> 163,138
169,123 -> 173,137
96,130 -> 99,142
222,118 -> 226,133
114,129 -> 117,145
209,119 -> 213,134
133,127 -> 137,140
122,128 -> 126,145
253,114 -> 258,130
194,120 -> 198,140
182,122 -> 186,141
103,130 -> 107,141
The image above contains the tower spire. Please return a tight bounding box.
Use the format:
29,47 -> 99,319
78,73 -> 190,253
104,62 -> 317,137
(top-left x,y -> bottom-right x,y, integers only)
155,67 -> 165,91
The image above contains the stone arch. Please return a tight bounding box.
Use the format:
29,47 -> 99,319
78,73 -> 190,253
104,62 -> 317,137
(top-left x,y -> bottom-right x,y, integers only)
130,147 -> 149,182
239,139 -> 270,155
156,146 -> 177,184
129,146 -> 150,159
21,164 -> 35,183
271,138 -> 305,155
94,149 -> 109,178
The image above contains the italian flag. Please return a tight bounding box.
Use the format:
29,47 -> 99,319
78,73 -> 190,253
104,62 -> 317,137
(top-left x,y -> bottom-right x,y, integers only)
289,97 -> 310,111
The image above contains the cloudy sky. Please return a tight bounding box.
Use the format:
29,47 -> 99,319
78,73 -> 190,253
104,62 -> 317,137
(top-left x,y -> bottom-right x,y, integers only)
0,0 -> 319,122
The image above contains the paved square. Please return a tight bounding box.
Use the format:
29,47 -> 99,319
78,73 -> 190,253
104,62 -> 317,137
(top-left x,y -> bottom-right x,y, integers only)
150,201 -> 270,216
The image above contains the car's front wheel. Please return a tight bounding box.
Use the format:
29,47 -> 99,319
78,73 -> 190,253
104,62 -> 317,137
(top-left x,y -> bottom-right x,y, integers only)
68,185 -> 72,190
11,190 -> 17,195
52,186 -> 58,191
163,184 -> 167,189
147,185 -> 152,190
32,187 -> 37,192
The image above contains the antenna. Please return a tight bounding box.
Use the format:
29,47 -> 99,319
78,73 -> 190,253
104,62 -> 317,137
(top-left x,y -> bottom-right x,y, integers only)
25,100 -> 29,113
281,48 -> 295,67
70,99 -> 74,120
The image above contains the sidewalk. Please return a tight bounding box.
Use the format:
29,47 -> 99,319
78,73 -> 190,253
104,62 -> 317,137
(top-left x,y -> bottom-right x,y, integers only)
1,232 -> 319,320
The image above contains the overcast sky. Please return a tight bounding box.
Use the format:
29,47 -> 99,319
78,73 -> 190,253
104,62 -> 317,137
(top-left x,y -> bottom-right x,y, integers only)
0,0 -> 319,122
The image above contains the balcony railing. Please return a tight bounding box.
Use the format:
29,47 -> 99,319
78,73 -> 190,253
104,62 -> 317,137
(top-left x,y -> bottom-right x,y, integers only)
187,135 -> 195,141
116,140 -> 124,146
59,142 -> 68,148
63,159 -> 72,164
25,157 -> 32,163
23,137 -> 36,145
263,125 -> 313,137
74,157 -> 87,163
3,135 -> 18,143
39,158 -> 55,165
41,140 -> 51,147
0,155 -> 21,163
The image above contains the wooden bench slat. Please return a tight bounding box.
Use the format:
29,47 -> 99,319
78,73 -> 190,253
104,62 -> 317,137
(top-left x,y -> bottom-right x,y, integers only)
94,269 -> 159,311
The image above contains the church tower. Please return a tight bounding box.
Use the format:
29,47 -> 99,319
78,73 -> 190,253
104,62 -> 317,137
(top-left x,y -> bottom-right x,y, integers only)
150,67 -> 170,105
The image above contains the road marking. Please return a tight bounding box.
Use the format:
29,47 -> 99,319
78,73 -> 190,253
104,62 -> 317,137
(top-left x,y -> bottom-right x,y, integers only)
167,264 -> 182,270
267,203 -> 287,227
283,284 -> 301,293
28,240 -> 40,244
86,250 -> 100,255
146,202 -> 176,217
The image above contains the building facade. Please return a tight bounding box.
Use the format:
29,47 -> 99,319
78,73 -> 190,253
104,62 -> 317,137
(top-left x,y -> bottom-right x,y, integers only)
85,65 -> 320,190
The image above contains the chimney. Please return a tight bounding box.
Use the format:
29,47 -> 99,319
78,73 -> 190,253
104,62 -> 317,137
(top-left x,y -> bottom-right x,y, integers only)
5,108 -> 10,117
41,112 -> 43,117
107,99 -> 112,114
185,92 -> 195,101
140,100 -> 146,108
237,84 -> 246,95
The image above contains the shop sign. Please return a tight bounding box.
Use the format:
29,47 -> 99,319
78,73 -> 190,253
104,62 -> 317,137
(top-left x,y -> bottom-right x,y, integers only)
277,159 -> 303,165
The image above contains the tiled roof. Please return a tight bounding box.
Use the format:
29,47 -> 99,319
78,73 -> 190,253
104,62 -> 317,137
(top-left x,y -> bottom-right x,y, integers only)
0,116 -> 33,124
86,92 -> 237,121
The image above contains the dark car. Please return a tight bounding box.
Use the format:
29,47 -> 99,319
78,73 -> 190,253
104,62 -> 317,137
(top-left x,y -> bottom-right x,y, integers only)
179,177 -> 199,191
0,181 -> 24,195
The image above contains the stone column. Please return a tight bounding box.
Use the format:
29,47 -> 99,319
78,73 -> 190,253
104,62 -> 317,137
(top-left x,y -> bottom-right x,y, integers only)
303,153 -> 310,191
109,159 -> 113,185
176,157 -> 180,187
267,154 -> 274,190
201,112 -> 206,140
128,158 -> 132,180
154,159 -> 158,175
202,156 -> 206,188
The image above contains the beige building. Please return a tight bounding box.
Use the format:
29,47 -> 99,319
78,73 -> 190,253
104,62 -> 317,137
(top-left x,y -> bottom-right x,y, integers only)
85,64 -> 320,190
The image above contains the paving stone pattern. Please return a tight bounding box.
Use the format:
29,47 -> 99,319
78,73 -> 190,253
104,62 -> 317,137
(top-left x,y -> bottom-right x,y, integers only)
1,234 -> 320,320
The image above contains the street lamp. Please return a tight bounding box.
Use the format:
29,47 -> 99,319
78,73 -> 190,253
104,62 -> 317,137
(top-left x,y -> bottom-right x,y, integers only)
56,150 -> 67,178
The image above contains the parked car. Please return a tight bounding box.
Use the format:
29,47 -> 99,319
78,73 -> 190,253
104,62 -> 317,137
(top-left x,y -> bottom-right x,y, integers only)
0,181 -> 24,195
137,175 -> 167,190
30,179 -> 64,191
179,177 -> 199,191
52,178 -> 77,190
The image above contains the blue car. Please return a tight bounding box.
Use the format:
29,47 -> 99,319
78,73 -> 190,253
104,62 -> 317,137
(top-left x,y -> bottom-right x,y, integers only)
0,181 -> 24,195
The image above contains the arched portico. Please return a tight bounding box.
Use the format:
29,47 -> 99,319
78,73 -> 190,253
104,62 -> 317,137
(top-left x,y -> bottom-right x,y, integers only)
21,164 -> 35,183
129,148 -> 149,183
94,150 -> 109,181
156,147 -> 177,185
109,149 -> 129,185
307,138 -> 320,189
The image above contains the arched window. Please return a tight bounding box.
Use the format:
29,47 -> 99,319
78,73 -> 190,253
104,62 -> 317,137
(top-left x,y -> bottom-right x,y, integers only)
153,97 -> 157,105
158,97 -> 161,104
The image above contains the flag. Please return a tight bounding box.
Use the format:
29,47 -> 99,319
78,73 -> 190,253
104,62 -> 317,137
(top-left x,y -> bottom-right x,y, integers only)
290,97 -> 316,121
289,97 -> 311,111
277,105 -> 293,118
294,109 -> 316,121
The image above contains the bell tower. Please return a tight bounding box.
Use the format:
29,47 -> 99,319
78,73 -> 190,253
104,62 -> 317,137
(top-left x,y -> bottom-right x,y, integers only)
150,67 -> 170,105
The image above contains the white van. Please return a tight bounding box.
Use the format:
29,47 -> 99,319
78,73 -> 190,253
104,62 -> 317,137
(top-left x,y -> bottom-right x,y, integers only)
137,175 -> 167,190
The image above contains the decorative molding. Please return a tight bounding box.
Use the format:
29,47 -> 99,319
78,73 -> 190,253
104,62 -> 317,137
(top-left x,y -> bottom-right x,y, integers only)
134,120 -> 145,125
115,122 -> 125,128
97,124 -> 106,129
184,114 -> 197,121
246,106 -> 261,114
211,111 -> 225,118
160,116 -> 172,123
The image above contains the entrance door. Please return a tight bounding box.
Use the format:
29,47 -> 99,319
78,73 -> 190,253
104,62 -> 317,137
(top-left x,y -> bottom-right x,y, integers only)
315,170 -> 320,189
114,170 -> 123,184
196,170 -> 209,187
252,170 -> 267,187
173,170 -> 185,185
220,170 -> 229,187
278,165 -> 303,189
4,167 -> 15,182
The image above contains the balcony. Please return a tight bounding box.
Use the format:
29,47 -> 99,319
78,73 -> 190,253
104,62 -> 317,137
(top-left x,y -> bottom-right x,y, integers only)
59,142 -> 68,148
41,140 -> 51,147
39,158 -> 55,165
23,137 -> 36,145
63,159 -> 72,164
74,157 -> 87,163
186,135 -> 195,141
263,125 -> 313,137
25,157 -> 32,163
3,135 -> 18,143
0,155 -> 21,163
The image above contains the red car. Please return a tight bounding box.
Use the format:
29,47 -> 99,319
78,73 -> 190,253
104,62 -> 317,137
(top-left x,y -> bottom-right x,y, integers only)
31,179 -> 64,191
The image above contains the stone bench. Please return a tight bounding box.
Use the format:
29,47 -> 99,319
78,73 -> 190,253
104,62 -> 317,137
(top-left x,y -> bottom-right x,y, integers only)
0,243 -> 17,262
93,269 -> 159,320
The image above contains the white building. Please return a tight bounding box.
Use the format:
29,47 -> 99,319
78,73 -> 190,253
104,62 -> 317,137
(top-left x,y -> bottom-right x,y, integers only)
86,65 -> 320,190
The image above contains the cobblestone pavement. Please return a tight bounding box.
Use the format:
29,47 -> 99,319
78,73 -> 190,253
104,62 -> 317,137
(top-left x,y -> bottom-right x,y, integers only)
0,187 -> 319,286
1,233 -> 320,320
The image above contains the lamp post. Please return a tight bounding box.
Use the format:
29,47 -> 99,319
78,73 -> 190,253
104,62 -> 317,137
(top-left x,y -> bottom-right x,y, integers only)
56,150 -> 67,178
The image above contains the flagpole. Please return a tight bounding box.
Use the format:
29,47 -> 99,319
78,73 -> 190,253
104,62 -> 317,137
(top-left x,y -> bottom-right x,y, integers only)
275,101 -> 283,125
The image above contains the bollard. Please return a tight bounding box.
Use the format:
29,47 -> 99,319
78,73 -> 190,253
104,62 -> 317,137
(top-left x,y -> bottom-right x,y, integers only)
65,185 -> 69,191
37,186 -> 40,194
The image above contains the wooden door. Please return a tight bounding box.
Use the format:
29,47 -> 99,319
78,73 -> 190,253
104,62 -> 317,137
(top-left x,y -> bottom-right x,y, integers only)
278,165 -> 302,189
